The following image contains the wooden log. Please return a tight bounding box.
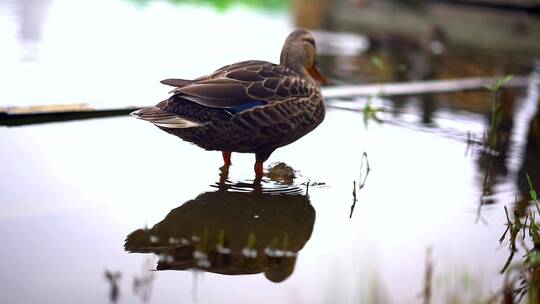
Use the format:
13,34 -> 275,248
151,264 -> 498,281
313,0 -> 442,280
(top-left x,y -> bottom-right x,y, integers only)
0,103 -> 140,127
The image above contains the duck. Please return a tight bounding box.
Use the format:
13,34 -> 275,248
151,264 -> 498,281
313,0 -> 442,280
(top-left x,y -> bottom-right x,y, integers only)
131,29 -> 327,178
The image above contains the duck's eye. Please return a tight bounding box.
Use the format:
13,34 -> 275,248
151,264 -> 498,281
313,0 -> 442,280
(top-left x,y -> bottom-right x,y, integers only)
303,37 -> 315,47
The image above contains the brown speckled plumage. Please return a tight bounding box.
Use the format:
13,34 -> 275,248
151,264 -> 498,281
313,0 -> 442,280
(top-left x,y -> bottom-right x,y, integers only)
132,29 -> 326,173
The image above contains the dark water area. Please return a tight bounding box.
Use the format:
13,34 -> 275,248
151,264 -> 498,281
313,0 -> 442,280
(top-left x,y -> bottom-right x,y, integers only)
1,0 -> 540,303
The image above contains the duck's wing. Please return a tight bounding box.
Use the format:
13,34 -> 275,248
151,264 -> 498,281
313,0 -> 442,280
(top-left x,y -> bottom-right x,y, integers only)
167,61 -> 310,110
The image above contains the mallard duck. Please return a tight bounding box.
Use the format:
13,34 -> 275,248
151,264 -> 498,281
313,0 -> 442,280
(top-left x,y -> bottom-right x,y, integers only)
132,29 -> 327,178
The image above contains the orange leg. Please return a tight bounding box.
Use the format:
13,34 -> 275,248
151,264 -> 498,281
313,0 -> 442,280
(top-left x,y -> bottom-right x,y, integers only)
254,161 -> 264,179
222,151 -> 232,166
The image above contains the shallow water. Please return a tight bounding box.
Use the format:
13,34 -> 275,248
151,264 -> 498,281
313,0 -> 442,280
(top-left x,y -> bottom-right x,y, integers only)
1,0 -> 539,303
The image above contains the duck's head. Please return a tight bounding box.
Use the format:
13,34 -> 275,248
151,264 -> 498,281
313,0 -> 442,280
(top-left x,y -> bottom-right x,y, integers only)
280,29 -> 328,85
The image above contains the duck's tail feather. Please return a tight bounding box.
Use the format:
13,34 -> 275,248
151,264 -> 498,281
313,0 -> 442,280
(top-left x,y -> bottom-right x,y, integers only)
131,107 -> 202,128
160,78 -> 193,88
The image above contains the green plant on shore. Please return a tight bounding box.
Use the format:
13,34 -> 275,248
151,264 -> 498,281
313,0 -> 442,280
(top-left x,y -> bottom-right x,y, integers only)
481,75 -> 513,194
499,173 -> 540,303
127,0 -> 288,11
485,75 -> 513,150
362,56 -> 387,128
350,152 -> 370,218
363,95 -> 384,128
476,75 -> 514,223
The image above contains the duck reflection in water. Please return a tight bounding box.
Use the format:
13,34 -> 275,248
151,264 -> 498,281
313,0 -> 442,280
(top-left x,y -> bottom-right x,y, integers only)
124,175 -> 315,283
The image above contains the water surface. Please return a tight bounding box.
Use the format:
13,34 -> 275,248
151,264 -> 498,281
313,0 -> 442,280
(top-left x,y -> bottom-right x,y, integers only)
1,0 -> 539,303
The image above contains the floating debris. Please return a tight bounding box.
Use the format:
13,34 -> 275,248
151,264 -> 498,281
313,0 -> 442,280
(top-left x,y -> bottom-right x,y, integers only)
133,257 -> 155,303
350,152 -> 371,218
104,270 -> 121,303
267,162 -> 296,184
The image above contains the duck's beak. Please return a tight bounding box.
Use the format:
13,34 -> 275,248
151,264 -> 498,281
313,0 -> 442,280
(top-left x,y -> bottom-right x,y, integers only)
306,63 -> 328,85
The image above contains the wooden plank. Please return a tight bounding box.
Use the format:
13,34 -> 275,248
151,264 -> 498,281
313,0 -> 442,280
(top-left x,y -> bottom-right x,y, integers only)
0,103 -> 140,115
0,104 -> 140,127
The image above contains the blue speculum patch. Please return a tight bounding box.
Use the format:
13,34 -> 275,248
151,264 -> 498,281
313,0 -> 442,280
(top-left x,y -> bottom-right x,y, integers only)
227,101 -> 267,114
